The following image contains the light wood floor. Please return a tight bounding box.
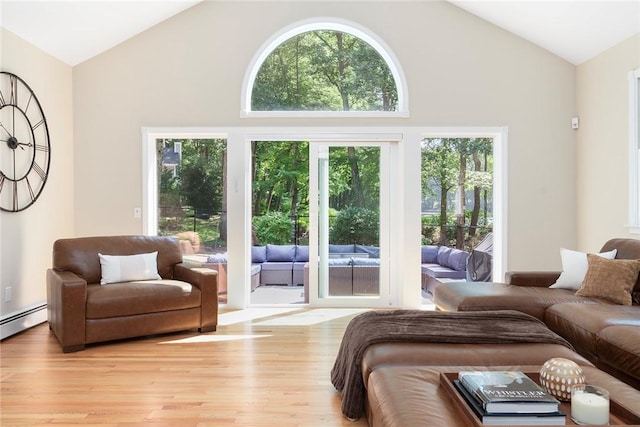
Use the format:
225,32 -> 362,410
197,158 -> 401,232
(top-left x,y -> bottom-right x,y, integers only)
0,308 -> 372,427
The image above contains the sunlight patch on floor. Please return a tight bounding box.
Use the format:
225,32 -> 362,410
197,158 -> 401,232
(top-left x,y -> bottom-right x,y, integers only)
160,334 -> 271,344
253,308 -> 370,326
218,307 -> 302,325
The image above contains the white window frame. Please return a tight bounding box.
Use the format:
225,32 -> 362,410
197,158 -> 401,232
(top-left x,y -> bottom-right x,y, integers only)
628,68 -> 640,234
142,126 -> 507,308
240,17 -> 409,118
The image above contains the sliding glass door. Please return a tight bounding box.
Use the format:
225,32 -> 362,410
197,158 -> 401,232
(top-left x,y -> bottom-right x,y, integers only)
308,141 -> 390,307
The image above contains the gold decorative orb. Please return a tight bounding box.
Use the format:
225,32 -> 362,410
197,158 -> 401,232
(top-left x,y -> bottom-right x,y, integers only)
539,357 -> 585,401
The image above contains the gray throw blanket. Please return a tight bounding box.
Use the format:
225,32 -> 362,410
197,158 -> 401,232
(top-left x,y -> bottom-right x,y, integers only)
330,310 -> 574,420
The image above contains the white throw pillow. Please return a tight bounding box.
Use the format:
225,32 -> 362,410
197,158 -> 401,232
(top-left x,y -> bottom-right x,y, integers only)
549,248 -> 618,290
99,251 -> 162,285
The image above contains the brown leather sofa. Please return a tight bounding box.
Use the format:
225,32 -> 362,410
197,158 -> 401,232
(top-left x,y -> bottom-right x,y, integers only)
353,238 -> 640,426
47,235 -> 218,352
434,238 -> 640,389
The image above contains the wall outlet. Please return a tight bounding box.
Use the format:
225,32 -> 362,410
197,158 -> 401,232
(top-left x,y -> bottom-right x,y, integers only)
133,207 -> 142,218
5,287 -> 12,302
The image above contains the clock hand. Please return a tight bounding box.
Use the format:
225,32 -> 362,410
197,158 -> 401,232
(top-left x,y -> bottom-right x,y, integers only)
0,122 -> 12,137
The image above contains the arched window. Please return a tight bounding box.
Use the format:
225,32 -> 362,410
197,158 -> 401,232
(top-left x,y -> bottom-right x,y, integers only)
242,18 -> 408,117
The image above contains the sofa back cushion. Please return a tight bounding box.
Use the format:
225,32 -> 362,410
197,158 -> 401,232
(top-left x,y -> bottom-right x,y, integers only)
252,246 -> 267,263
329,244 -> 356,254
295,245 -> 310,262
435,246 -> 468,271
266,244 -> 296,262
352,257 -> 380,266
207,252 -> 228,264
421,245 -> 438,263
355,244 -> 379,258
437,246 -> 452,267
52,235 -> 183,284
447,249 -> 469,272
327,258 -> 353,266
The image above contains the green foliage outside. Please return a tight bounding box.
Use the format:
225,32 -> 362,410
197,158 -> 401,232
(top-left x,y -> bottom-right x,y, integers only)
160,139 -> 225,213
252,212 -> 293,245
252,141 -> 309,217
250,142 -> 381,246
158,139 -> 227,251
421,138 -> 494,249
252,30 -> 397,112
330,207 -> 379,245
157,136 -> 494,253
421,213 -> 491,251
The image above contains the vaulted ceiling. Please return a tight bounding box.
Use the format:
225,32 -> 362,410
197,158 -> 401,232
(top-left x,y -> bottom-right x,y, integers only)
1,0 -> 639,67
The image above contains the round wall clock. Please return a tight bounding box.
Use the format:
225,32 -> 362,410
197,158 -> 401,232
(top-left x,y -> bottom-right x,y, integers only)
0,71 -> 51,212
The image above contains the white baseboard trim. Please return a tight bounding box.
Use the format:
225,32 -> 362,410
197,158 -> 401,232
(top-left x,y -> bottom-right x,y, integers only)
0,303 -> 47,340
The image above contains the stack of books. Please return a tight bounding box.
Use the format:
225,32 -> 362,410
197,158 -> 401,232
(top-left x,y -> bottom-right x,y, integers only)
455,371 -> 566,425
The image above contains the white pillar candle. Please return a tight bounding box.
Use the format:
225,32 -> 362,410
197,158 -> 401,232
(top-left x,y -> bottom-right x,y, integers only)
571,386 -> 610,425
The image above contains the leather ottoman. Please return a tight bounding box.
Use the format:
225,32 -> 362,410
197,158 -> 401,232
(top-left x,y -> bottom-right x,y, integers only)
366,365 -> 640,427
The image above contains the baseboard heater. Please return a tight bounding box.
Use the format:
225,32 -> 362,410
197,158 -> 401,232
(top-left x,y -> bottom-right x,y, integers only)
0,302 -> 47,340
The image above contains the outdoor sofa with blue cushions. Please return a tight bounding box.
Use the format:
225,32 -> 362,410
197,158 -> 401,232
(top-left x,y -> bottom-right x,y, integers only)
258,243 -> 377,286
186,243 -> 468,297
421,245 -> 469,294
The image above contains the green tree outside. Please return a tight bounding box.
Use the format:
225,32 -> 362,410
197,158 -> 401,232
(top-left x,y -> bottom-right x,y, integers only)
252,30 -> 397,112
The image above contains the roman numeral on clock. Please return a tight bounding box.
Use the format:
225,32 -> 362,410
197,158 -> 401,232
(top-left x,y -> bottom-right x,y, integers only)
32,162 -> 47,181
9,75 -> 18,105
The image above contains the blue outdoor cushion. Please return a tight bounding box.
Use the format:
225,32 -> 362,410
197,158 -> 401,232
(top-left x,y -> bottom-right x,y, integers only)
252,246 -> 267,263
327,258 -> 353,266
421,245 -> 438,263
355,244 -> 380,258
351,257 -> 380,266
295,245 -> 309,262
447,249 -> 469,272
207,252 -> 228,263
266,244 -> 296,262
329,244 -> 356,254
422,264 -> 466,279
437,246 -> 452,267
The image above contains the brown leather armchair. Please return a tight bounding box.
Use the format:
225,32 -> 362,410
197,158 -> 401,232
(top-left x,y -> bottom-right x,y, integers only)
47,235 -> 218,352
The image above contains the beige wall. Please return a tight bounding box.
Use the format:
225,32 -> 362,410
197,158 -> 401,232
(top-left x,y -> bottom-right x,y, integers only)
73,1 -> 577,272
0,29 -> 74,328
576,34 -> 640,251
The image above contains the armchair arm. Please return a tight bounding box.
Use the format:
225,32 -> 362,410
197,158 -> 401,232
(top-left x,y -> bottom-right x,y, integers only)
173,263 -> 218,332
504,271 -> 561,288
46,269 -> 87,352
